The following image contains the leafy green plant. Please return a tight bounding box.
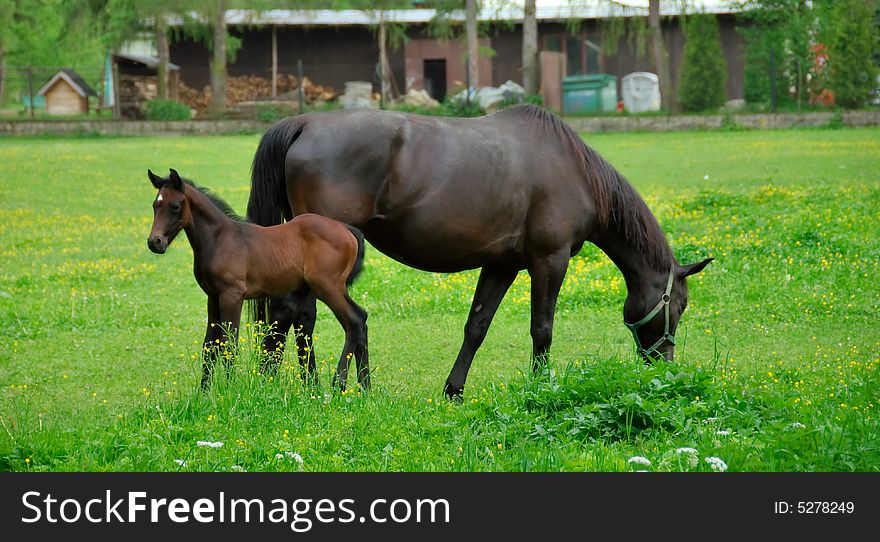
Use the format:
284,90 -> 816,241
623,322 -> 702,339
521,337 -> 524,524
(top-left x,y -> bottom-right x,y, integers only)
679,14 -> 728,112
144,99 -> 191,121
819,0 -> 879,108
255,103 -> 295,123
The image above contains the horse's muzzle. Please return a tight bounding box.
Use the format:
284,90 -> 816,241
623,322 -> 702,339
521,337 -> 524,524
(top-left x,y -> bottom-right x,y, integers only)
148,236 -> 166,254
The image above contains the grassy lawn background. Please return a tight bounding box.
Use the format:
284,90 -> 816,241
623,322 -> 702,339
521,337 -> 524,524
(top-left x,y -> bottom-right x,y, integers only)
0,126 -> 878,471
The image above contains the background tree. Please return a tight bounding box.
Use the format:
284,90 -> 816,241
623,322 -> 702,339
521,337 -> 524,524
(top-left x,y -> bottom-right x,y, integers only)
818,0 -> 879,108
522,0 -> 537,94
648,0 -> 675,111
738,0 -> 814,109
466,0 -> 479,88
0,0 -> 13,103
678,13 -> 727,111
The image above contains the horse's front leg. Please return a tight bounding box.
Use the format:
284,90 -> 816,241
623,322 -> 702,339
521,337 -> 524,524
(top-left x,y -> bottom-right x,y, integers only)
261,288 -> 308,377
200,296 -> 222,390
527,249 -> 570,371
444,265 -> 518,399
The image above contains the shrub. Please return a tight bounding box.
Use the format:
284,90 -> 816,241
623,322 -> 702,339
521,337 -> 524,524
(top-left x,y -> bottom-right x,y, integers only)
738,1 -> 814,108
678,14 -> 728,112
255,103 -> 296,123
144,99 -> 192,121
820,0 -> 879,108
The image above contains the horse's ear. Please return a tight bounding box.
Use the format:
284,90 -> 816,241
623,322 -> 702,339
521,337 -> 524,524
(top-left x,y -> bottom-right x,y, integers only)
678,257 -> 713,279
168,168 -> 183,191
147,169 -> 164,189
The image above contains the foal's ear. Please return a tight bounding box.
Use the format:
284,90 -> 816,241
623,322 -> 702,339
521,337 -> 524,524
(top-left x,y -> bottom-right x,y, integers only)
678,257 -> 713,279
147,169 -> 164,189
168,168 -> 183,191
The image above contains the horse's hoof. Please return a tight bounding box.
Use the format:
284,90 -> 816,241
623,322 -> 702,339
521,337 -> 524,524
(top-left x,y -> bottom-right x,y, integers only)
444,382 -> 464,402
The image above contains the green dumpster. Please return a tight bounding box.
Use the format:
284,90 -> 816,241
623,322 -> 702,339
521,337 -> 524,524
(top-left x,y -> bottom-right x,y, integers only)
562,74 -> 618,114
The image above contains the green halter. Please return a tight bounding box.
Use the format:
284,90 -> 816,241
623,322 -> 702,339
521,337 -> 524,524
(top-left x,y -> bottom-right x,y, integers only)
624,268 -> 676,358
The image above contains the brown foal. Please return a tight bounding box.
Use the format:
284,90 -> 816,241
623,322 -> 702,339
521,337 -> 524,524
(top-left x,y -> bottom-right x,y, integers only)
146,169 -> 368,390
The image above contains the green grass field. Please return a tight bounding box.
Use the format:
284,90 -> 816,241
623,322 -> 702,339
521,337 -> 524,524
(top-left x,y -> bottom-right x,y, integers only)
1,126 -> 878,472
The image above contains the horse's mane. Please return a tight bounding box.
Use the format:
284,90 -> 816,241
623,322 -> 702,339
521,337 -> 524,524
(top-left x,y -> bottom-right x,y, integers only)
498,104 -> 674,271
184,179 -> 248,223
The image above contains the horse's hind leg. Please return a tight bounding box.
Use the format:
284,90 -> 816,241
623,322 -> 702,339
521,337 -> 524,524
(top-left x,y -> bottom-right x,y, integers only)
293,292 -> 318,376
314,285 -> 367,392
444,266 -> 518,399
262,289 -> 305,375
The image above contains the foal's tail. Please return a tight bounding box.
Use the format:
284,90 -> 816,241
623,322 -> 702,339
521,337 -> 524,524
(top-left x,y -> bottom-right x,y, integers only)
346,225 -> 366,286
247,116 -> 305,324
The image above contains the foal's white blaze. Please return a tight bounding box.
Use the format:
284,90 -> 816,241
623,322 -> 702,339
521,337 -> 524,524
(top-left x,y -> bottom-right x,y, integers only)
156,194 -> 164,202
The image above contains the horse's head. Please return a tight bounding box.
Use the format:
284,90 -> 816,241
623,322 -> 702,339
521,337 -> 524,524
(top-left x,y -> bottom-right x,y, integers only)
147,168 -> 188,254
623,258 -> 713,362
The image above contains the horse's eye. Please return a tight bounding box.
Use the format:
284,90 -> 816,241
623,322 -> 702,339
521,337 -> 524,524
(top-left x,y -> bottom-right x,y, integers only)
170,203 -> 182,212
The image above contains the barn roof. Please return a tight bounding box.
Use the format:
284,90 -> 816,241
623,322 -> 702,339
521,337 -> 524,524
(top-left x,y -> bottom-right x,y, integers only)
37,69 -> 98,98
112,53 -> 181,71
221,1 -> 739,26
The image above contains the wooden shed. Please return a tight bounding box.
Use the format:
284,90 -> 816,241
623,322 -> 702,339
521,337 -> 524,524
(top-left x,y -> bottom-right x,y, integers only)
105,53 -> 180,118
36,69 -> 97,115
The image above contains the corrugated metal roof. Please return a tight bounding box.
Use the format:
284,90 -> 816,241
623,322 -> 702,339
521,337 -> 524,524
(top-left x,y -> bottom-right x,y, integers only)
224,1 -> 739,27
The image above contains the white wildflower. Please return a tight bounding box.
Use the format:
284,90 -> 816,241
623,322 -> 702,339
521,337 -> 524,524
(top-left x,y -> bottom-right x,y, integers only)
674,447 -> 699,468
715,430 -> 731,436
627,456 -> 652,467
705,456 -> 728,472
789,422 -> 806,429
285,451 -> 304,464
173,459 -> 187,467
196,440 -> 223,448
230,465 -> 245,472
275,453 -> 284,459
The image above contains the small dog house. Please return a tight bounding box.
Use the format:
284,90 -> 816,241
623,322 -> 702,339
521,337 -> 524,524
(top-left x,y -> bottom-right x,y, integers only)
37,69 -> 97,115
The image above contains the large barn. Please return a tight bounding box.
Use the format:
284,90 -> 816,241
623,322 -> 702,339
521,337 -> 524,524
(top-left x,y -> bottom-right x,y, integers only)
169,3 -> 745,103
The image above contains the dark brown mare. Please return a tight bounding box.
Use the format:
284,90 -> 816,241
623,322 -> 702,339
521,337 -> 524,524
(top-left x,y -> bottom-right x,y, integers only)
246,105 -> 712,399
146,169 -> 369,390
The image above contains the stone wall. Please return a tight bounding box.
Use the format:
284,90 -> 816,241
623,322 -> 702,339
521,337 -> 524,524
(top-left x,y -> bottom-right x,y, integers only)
1,111 -> 878,137
564,111 -> 880,133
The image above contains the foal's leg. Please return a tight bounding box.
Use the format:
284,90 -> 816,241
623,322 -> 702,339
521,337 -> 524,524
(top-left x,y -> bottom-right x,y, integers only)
527,249 -> 570,371
313,284 -> 366,392
444,266 -> 518,399
200,296 -> 223,390
346,293 -> 370,390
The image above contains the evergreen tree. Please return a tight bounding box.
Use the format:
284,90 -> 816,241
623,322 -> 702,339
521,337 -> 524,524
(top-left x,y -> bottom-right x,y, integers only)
678,14 -> 727,112
821,0 -> 879,108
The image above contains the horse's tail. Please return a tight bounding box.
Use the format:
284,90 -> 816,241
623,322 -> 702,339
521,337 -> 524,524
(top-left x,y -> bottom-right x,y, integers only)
346,225 -> 366,286
247,117 -> 305,324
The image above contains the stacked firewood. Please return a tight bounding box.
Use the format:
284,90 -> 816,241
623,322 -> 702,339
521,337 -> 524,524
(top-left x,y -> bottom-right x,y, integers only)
177,74 -> 336,111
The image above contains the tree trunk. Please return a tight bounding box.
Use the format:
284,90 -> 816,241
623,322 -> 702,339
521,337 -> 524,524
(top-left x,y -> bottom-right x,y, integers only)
271,26 -> 278,98
649,0 -> 675,112
156,16 -> 169,100
522,0 -> 537,94
466,0 -> 479,89
0,46 -> 5,105
210,1 -> 227,114
378,12 -> 389,103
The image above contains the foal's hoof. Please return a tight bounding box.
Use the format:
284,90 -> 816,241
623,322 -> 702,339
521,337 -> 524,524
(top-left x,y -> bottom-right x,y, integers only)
443,381 -> 464,402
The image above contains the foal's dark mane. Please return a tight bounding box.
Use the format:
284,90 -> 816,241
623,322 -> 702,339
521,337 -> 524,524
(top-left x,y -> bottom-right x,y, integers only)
500,104 -> 674,271
183,179 -> 248,223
